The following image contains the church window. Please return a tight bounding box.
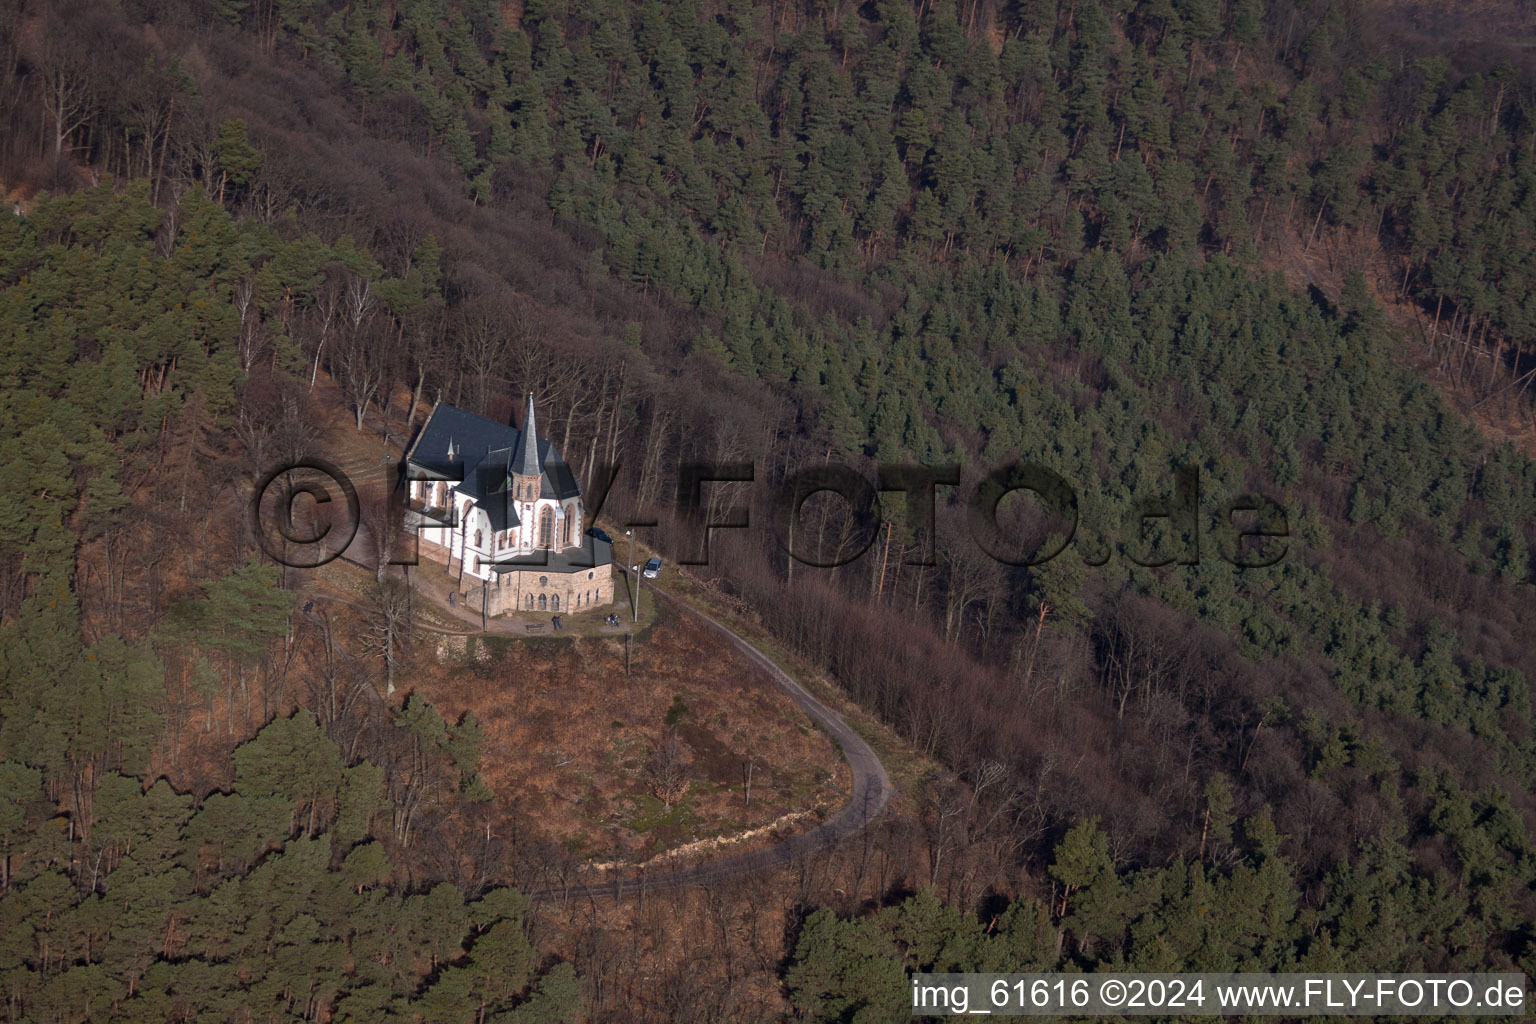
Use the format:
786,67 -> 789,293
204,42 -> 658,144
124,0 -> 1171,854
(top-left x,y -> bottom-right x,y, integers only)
551,595 -> 560,611
525,594 -> 533,609
539,576 -> 548,585
539,508 -> 554,548
538,594 -> 546,610
474,530 -> 482,548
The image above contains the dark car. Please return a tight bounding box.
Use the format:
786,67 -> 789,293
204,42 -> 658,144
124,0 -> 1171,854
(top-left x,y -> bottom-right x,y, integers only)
643,557 -> 662,579
588,527 -> 612,544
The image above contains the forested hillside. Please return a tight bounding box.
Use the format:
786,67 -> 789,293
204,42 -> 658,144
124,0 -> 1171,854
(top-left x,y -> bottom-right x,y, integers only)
0,183 -> 581,1019
3,0 -> 1536,1020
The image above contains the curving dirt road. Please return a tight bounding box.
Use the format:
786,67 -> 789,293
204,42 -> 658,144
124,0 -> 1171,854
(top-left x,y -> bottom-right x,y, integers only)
522,587 -> 894,903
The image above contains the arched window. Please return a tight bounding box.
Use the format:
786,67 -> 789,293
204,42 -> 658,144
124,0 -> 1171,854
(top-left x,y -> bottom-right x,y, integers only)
561,511 -> 572,548
538,594 -> 547,610
525,594 -> 533,609
539,508 -> 554,548
551,594 -> 560,611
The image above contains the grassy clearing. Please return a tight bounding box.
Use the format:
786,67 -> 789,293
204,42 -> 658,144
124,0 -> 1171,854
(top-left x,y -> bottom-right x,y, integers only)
306,509 -> 854,864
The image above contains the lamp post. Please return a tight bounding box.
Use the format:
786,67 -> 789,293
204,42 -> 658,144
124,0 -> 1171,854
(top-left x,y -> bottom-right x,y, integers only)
631,565 -> 641,623
625,529 -> 635,622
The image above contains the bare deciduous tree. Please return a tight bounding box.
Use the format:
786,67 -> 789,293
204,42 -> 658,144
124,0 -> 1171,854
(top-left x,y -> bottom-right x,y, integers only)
234,277 -> 263,370
360,580 -> 411,697
361,484 -> 407,583
455,295 -> 512,417
334,307 -> 387,430
36,7 -> 98,158
940,524 -> 1005,644
644,729 -> 690,810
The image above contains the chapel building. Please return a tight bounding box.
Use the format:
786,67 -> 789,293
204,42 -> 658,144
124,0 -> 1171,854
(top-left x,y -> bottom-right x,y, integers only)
403,394 -> 614,616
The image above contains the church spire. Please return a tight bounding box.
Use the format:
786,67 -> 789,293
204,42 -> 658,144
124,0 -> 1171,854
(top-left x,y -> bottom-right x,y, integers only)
511,391 -> 542,478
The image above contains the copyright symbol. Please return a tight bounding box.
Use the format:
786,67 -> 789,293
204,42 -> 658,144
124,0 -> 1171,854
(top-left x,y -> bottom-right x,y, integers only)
250,460 -> 359,568
1101,979 -> 1126,1007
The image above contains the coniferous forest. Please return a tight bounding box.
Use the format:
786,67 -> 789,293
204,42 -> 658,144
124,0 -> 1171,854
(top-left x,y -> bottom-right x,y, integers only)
3,0 -> 1536,1020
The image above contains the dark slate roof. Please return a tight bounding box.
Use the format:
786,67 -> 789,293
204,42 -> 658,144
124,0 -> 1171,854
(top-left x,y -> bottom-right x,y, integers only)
477,449 -> 523,532
538,442 -> 581,501
405,402 -> 512,474
511,392 -> 542,478
488,536 -> 613,574
404,402 -> 582,531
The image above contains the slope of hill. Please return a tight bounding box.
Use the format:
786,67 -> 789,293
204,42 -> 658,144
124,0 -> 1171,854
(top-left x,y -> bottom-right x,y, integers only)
5,0 -> 1536,1019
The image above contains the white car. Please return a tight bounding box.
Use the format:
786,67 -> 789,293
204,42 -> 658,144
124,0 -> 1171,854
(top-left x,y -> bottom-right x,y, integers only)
642,557 -> 662,579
